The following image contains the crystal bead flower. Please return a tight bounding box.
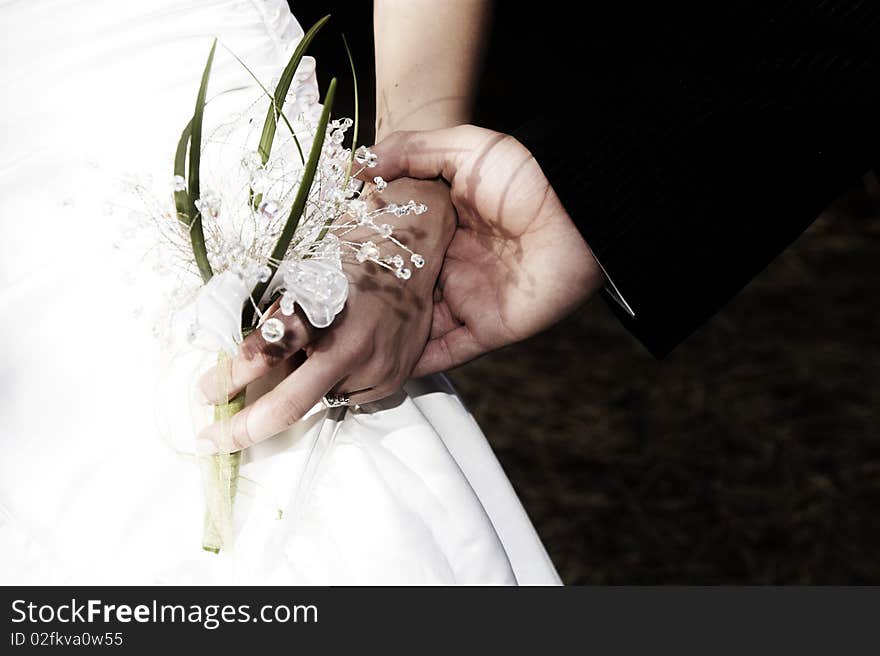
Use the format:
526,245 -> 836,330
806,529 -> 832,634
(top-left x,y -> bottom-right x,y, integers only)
280,293 -> 296,316
240,151 -> 262,172
194,193 -> 221,218
354,146 -> 371,164
261,317 -> 285,343
348,199 -> 367,219
258,199 -> 280,220
356,241 -> 380,263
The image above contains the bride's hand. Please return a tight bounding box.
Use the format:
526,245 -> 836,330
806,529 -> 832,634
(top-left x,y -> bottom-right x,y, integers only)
196,178 -> 455,454
367,126 -> 605,377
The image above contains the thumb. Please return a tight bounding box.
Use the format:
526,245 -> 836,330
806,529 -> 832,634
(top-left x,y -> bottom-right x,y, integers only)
411,326 -> 486,378
364,126 -> 479,184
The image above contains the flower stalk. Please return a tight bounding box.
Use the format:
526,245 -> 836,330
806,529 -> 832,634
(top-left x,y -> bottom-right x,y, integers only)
200,367 -> 244,553
178,23 -> 333,553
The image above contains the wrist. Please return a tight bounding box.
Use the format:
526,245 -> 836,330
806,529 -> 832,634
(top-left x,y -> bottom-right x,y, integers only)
375,99 -> 471,141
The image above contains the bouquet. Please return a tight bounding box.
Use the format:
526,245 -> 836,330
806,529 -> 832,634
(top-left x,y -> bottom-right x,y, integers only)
141,17 -> 426,553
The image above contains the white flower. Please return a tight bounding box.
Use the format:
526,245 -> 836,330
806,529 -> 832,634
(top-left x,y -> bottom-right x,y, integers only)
179,269 -> 257,354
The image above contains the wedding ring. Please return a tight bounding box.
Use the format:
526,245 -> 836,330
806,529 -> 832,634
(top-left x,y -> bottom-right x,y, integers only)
322,392 -> 351,408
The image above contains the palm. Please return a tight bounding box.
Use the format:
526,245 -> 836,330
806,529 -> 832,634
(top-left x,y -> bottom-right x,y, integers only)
437,224 -> 534,347
407,128 -> 603,375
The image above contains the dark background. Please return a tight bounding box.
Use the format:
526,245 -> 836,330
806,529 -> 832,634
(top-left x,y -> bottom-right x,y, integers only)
294,2 -> 880,584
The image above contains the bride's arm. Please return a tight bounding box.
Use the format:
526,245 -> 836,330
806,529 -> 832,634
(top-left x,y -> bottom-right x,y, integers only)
374,0 -> 492,138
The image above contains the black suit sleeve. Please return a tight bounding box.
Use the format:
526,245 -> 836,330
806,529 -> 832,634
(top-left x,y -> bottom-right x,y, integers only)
511,5 -> 880,358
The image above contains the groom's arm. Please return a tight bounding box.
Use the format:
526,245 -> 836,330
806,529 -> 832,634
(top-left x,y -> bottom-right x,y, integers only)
514,81 -> 879,358
373,0 -> 491,138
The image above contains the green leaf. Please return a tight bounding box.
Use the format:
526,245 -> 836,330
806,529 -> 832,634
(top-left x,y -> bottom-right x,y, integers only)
173,120 -> 192,225
244,77 -> 338,326
188,38 -> 217,283
223,46 -> 304,165
257,15 -> 330,166
341,33 -> 359,191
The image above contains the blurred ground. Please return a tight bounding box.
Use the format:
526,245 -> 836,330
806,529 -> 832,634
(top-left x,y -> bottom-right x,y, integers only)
451,182 -> 880,584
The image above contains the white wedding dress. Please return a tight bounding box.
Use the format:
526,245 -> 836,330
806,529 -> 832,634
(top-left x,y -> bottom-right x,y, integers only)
0,0 -> 560,585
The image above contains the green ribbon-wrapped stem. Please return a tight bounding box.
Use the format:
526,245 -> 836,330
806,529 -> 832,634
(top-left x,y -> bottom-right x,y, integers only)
200,350 -> 245,553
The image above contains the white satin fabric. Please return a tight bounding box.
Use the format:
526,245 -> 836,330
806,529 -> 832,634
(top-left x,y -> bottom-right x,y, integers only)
0,0 -> 560,585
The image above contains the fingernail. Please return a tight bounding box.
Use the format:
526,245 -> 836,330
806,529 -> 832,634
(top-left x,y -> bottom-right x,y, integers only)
196,437 -> 218,456
196,437 -> 219,456
196,421 -> 221,453
197,368 -> 216,402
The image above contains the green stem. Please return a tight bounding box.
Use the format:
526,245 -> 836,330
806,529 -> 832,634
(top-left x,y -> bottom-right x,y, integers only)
188,39 -> 217,283
200,350 -> 245,553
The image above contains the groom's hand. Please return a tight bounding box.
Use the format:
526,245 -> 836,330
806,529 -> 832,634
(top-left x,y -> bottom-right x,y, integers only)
367,126 -> 605,376
197,178 -> 455,454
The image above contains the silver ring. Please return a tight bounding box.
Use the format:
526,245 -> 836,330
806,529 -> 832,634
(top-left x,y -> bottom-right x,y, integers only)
322,392 -> 351,408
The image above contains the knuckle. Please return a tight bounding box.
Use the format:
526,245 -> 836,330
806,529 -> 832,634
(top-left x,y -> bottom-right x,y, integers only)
383,361 -> 408,391
276,394 -> 307,427
345,333 -> 375,363
245,314 -> 311,361
288,312 -> 313,336
392,363 -> 411,389
455,124 -> 479,140
455,124 -> 492,145
374,359 -> 395,382
367,356 -> 400,387
241,335 -> 283,367
230,412 -> 254,450
450,183 -> 470,206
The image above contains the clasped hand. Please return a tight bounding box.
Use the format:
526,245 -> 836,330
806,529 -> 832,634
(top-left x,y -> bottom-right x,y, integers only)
199,126 -> 603,454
